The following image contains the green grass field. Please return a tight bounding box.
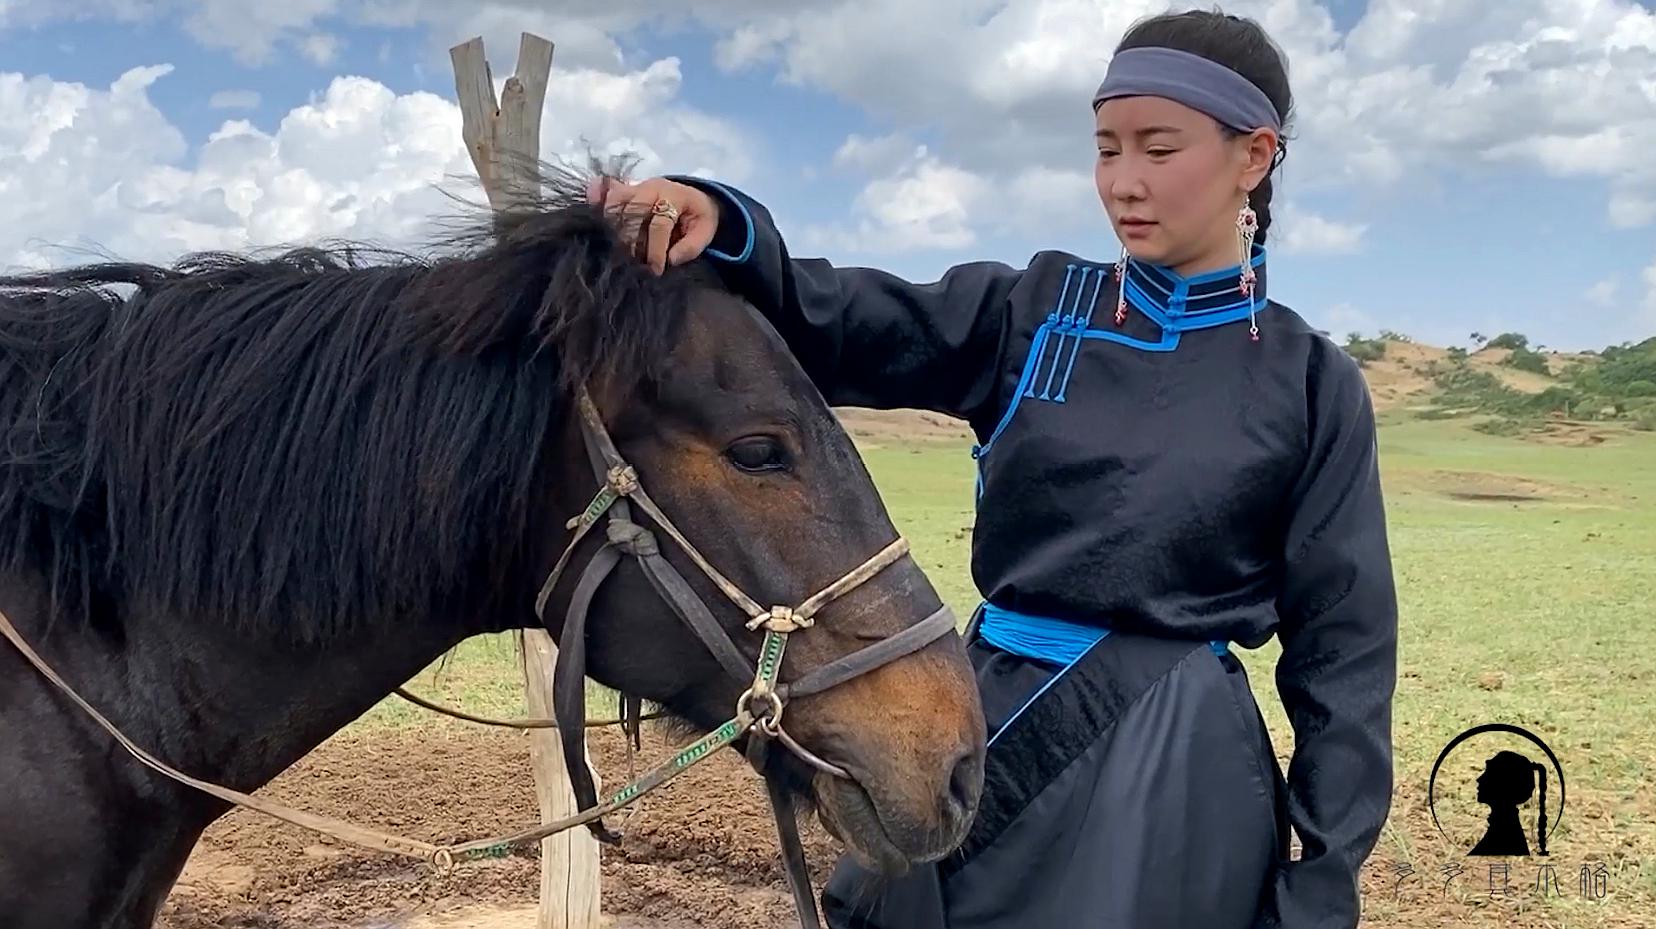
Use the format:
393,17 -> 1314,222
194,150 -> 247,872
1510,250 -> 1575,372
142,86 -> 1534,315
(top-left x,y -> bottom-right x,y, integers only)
377,415 -> 1656,927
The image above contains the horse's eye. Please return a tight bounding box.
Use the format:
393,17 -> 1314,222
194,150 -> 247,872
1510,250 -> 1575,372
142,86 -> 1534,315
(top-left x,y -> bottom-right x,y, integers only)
726,436 -> 790,473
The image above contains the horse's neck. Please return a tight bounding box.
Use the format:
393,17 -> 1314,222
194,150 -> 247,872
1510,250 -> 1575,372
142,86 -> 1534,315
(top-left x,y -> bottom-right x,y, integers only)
1,573 -> 501,929
6,575 -> 484,796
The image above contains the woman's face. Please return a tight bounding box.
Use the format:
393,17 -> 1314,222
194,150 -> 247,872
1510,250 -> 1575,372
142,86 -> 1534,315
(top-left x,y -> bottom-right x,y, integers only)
1093,95 -> 1274,275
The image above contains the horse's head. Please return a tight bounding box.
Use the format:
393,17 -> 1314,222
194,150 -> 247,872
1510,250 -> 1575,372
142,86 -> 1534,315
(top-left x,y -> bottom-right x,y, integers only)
0,162 -> 981,873
529,257 -> 985,871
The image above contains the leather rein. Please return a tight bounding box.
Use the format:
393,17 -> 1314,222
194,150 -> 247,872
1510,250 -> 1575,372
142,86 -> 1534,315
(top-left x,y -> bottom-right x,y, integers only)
0,383 -> 958,929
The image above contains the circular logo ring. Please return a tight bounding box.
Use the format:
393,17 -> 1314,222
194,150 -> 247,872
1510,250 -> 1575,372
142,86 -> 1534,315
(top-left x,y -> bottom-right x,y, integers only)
1427,722 -> 1567,849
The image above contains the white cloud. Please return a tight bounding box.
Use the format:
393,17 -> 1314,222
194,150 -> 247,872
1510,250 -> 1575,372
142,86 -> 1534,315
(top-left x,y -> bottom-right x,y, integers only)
8,0 -> 1656,282
1642,257 -> 1656,327
699,0 -> 1656,234
1313,302 -> 1380,339
1587,277 -> 1618,307
181,0 -> 339,66
1,1 -> 658,73
1001,165 -> 1099,236
800,147 -> 990,254
11,0 -> 1656,239
299,32 -> 343,66
426,7 -> 628,73
0,66 -> 467,267
1610,190 -> 1656,228
831,133 -> 916,174
713,19 -> 793,71
208,89 -> 261,109
0,0 -> 158,28
537,58 -> 760,181
0,56 -> 756,272
1273,204 -> 1367,255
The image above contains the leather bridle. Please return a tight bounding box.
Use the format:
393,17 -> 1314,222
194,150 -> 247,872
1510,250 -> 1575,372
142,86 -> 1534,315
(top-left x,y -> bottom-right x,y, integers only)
0,384 -> 961,929
538,386 -> 961,928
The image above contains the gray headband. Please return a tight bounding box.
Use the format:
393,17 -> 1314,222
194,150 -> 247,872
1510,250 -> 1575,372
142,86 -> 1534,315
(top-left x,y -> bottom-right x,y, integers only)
1093,46 -> 1280,132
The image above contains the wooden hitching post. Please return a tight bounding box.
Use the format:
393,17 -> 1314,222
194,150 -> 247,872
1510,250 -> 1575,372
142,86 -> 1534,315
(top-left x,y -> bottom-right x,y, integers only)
449,31 -> 603,929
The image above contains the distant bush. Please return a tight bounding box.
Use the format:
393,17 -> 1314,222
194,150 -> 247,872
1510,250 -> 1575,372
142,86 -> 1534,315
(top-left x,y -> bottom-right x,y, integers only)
1446,346 -> 1468,361
1414,407 -> 1461,421
1343,332 -> 1387,366
1505,348 -> 1550,376
1473,417 -> 1526,437
1380,329 -> 1413,343
1520,386 -> 1579,415
1581,337 -> 1656,390
1434,365 -> 1503,398
1420,335 -> 1656,432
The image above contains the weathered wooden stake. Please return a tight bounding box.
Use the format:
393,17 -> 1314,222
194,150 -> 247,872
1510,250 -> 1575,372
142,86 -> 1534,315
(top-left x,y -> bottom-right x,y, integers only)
450,31 -> 602,929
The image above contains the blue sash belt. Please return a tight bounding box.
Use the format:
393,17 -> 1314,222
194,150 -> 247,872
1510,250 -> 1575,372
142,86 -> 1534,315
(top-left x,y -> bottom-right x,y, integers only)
976,602 -> 1231,748
978,602 -> 1229,665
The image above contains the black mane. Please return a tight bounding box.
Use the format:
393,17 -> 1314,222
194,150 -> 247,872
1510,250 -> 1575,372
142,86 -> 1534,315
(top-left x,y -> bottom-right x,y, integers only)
0,162 -> 699,641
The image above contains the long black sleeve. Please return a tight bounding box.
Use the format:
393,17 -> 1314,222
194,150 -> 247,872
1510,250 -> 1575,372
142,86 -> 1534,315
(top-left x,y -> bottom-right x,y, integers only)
670,176 -> 1025,424
1256,343 -> 1398,928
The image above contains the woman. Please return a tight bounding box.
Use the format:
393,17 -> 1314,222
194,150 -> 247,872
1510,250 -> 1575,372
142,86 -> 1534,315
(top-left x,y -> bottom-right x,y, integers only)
591,8 -> 1397,928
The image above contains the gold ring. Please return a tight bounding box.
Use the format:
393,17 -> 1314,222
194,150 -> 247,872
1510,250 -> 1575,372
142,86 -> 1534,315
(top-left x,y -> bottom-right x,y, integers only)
651,199 -> 679,221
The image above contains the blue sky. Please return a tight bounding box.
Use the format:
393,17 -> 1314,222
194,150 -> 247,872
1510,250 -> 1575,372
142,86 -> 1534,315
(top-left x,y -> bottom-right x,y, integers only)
2,0 -> 1653,352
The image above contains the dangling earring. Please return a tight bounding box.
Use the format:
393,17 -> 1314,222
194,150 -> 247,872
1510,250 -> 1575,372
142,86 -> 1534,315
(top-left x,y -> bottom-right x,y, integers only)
1236,198 -> 1260,341
1113,243 -> 1128,326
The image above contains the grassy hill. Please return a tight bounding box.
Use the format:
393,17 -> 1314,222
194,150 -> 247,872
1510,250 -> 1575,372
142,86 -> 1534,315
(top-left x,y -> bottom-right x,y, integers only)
1343,331 -> 1656,443
836,331 -> 1656,446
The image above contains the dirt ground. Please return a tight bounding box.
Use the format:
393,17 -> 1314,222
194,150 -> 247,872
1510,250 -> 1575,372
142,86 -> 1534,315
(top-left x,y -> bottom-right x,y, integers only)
834,408 -> 973,444
155,723 -> 842,929
151,708 -> 1652,929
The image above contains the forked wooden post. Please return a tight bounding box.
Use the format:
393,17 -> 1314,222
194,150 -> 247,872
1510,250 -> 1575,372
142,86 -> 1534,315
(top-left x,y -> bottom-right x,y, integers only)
449,32 -> 603,929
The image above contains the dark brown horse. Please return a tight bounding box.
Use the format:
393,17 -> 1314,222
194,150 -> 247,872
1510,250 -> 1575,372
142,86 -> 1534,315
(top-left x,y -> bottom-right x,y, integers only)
0,165 -> 985,929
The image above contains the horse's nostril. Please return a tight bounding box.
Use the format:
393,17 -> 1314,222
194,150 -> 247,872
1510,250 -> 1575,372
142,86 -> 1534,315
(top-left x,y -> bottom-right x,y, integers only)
946,747 -> 982,822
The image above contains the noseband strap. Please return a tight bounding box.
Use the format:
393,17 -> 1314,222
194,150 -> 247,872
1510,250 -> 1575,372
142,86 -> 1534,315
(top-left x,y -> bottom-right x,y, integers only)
535,386 -> 960,929
779,604 -> 958,700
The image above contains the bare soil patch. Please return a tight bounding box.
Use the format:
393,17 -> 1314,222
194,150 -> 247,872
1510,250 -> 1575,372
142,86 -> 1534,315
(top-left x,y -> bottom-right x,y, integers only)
156,724 -> 840,929
835,408 -> 972,444
1527,420 -> 1631,447
153,708 -> 1652,929
1415,469 -> 1596,505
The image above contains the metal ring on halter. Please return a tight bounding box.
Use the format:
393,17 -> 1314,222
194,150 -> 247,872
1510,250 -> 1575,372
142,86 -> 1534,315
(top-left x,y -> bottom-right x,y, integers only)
738,687 -> 785,734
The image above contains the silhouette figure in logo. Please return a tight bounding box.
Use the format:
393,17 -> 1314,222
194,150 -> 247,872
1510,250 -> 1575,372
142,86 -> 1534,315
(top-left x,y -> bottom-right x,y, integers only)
1468,750 -> 1549,856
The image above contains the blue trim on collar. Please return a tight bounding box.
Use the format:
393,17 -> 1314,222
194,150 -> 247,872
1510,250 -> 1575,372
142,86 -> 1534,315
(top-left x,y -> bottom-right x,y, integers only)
967,247 -> 1274,496
1121,243 -> 1267,328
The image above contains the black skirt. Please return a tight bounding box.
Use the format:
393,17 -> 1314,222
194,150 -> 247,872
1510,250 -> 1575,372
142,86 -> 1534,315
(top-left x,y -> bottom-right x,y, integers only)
821,623 -> 1292,929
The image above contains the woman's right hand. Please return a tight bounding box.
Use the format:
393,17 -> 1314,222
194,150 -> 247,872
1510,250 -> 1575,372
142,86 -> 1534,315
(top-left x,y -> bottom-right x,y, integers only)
586,175 -> 723,275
